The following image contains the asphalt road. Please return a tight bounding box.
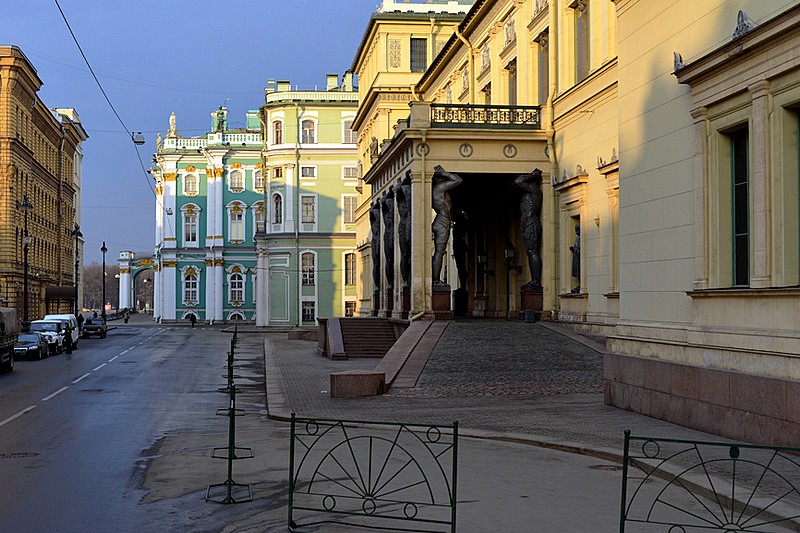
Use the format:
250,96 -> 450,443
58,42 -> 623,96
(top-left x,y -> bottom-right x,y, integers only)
0,322 -> 273,533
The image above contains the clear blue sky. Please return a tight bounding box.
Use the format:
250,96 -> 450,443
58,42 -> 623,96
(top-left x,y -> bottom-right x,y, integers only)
5,0 -> 379,263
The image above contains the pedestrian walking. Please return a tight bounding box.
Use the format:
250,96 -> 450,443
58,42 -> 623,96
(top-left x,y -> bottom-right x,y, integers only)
124,309 -> 130,324
64,327 -> 73,354
189,314 -> 196,328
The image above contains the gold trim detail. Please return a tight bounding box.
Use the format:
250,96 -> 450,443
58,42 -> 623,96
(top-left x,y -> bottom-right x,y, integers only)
186,165 -> 196,172
231,162 -> 243,168
164,173 -> 177,181
120,268 -> 131,274
162,261 -> 177,267
214,259 -> 224,266
204,259 -> 213,266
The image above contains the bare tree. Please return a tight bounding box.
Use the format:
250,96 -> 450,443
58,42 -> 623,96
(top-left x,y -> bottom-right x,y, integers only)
81,263 -> 120,311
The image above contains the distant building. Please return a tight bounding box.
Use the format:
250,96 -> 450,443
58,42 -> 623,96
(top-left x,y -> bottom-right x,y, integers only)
0,45 -> 87,319
148,74 -> 359,325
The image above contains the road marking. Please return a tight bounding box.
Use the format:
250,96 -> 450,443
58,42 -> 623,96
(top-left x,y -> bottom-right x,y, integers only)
119,349 -> 130,355
72,373 -> 91,384
108,355 -> 119,362
41,387 -> 69,402
93,363 -> 107,372
0,405 -> 37,428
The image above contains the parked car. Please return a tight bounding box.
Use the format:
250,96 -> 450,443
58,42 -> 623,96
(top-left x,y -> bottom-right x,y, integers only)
29,320 -> 65,354
82,318 -> 108,339
14,333 -> 49,361
42,314 -> 79,350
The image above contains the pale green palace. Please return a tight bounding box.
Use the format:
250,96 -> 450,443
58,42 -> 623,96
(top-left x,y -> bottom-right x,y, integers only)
141,73 -> 359,325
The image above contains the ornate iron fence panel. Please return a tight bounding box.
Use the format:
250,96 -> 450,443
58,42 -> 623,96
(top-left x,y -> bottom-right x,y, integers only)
620,430 -> 800,532
289,415 -> 458,532
430,103 -> 541,129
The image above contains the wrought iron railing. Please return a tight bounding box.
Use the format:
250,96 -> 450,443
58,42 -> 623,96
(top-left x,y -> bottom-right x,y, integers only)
289,415 -> 458,532
430,103 -> 541,129
620,430 -> 800,532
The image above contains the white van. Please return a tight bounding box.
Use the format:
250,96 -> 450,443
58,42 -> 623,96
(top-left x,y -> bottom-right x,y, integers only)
43,314 -> 79,350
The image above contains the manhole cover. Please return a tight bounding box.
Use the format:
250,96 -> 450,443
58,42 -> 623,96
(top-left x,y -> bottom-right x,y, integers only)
0,452 -> 39,459
589,464 -> 622,471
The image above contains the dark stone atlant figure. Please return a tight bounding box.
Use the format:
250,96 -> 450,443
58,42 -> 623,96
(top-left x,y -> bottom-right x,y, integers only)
570,224 -> 581,293
515,168 -> 543,290
381,186 -> 395,291
370,200 -> 382,290
431,165 -> 462,285
396,172 -> 412,288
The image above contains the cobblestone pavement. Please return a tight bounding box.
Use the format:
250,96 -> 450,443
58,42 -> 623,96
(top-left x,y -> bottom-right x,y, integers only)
263,319 -> 722,458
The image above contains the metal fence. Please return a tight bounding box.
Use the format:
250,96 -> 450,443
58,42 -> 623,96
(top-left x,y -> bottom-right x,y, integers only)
620,430 -> 800,532
289,415 -> 458,532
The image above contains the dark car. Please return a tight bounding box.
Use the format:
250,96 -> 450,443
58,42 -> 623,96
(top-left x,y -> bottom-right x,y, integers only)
14,333 -> 49,360
82,318 -> 108,338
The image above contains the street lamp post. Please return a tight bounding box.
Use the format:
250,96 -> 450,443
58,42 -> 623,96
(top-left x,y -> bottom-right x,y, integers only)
72,224 -> 82,316
101,242 -> 107,324
18,194 -> 33,323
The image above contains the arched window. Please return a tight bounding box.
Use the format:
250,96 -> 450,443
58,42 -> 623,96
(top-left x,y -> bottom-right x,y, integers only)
253,201 -> 265,234
184,272 -> 198,302
345,253 -> 356,285
272,120 -> 283,145
184,211 -> 197,245
301,252 -> 315,285
273,194 -> 283,224
254,170 -> 263,191
229,272 -> 244,303
227,202 -> 245,242
184,173 -> 197,195
229,170 -> 244,193
301,119 -> 316,144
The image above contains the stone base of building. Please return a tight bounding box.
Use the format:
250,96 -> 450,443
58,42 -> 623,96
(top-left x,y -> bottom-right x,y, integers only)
604,352 -> 800,447
432,284 -> 453,320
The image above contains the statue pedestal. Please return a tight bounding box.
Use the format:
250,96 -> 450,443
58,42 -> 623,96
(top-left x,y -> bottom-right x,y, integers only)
372,289 -> 380,317
432,284 -> 453,320
400,286 -> 410,319
383,289 -> 394,318
521,287 -> 543,322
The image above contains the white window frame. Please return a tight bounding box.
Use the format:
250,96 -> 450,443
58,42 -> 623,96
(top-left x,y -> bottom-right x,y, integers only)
252,200 -> 265,235
254,169 -> 264,191
301,251 -> 316,286
300,165 -> 317,181
343,195 -> 358,225
342,118 -> 357,144
227,265 -> 246,305
272,193 -> 284,225
301,118 -> 317,144
180,265 -> 202,306
229,169 -> 244,193
342,166 -> 359,181
301,194 -> 317,225
344,252 -> 356,286
272,119 -> 284,145
183,173 -> 198,196
181,203 -> 201,248
301,300 -> 316,323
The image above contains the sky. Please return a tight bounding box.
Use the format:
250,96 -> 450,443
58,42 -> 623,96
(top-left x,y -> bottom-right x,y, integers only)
4,0 -> 380,263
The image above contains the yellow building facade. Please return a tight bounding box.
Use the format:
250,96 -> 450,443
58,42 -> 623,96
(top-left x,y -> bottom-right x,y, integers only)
0,46 -> 87,320
353,0 -> 800,445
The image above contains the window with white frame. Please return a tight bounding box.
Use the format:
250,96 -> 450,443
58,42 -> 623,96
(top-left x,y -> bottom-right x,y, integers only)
228,203 -> 245,242
183,268 -> 199,304
274,167 -> 283,179
254,170 -> 263,190
272,120 -> 283,145
301,166 -> 316,180
229,270 -> 244,303
301,195 -> 316,224
182,204 -> 199,246
302,301 -> 316,322
301,119 -> 316,144
345,252 -> 356,285
345,301 -> 356,317
342,119 -> 356,144
273,194 -> 283,224
343,166 -> 359,181
343,195 -> 357,224
184,173 -> 198,196
229,170 -> 244,193
253,201 -> 265,234
302,252 -> 315,285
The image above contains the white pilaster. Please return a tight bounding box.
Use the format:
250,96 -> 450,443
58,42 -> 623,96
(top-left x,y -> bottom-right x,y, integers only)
255,240 -> 270,326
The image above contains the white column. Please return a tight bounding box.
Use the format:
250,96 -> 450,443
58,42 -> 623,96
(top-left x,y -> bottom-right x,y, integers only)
255,240 -> 270,326
153,265 -> 161,321
204,258 -> 215,323
119,270 -> 131,310
163,263 -> 176,320
215,261 -> 224,321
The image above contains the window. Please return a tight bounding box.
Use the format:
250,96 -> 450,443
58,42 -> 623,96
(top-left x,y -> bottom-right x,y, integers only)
574,0 -> 590,83
254,201 -> 265,234
345,301 -> 356,317
411,38 -> 427,72
301,196 -> 316,224
272,120 -> 283,145
343,119 -> 356,144
731,128 -> 749,286
301,166 -> 316,180
228,203 -> 245,241
254,170 -> 263,190
229,272 -> 244,302
273,194 -> 283,224
184,271 -> 198,302
184,173 -> 198,195
302,301 -> 316,322
274,167 -> 283,179
301,119 -> 316,143
302,253 -> 315,285
229,170 -> 244,192
343,196 -> 357,224
343,166 -> 359,181
345,253 -> 356,285
184,211 -> 198,245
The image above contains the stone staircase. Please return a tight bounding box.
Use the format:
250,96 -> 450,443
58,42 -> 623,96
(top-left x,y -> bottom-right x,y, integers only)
339,317 -> 398,358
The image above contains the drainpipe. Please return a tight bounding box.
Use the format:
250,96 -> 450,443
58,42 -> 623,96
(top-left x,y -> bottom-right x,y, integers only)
294,102 -> 301,327
454,27 -> 476,104
547,0 -> 560,312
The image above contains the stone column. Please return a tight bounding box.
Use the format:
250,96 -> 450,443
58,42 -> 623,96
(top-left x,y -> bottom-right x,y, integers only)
690,106 -> 709,290
748,80 -> 771,288
255,237 -> 270,326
